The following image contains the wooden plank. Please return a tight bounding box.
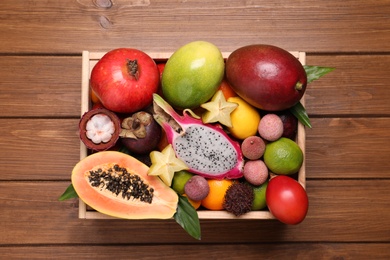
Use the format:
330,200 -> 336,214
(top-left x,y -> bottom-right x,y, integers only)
1,117 -> 387,180
1,54 -> 389,118
0,119 -> 80,180
1,180 -> 389,244
0,1 -> 389,53
0,243 -> 389,259
306,117 -> 390,178
306,55 -> 390,116
0,117 -> 390,180
0,56 -> 81,117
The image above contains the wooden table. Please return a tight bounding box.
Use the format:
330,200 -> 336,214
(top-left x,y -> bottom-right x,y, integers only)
1,1 -> 389,258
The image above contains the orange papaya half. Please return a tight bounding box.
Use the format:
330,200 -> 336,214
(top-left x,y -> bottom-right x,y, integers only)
72,151 -> 178,219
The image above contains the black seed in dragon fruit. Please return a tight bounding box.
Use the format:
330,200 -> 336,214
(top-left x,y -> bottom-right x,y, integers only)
152,94 -> 244,180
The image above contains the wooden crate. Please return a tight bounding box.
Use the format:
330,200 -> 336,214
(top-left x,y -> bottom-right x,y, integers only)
79,50 -> 306,220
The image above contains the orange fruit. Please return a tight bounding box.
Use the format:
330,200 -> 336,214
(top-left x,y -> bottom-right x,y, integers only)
90,87 -> 100,104
227,96 -> 261,140
183,194 -> 201,209
201,179 -> 234,210
218,79 -> 237,100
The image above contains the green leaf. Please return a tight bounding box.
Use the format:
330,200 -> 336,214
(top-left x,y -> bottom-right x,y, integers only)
58,183 -> 78,201
174,194 -> 201,240
118,145 -> 131,155
290,101 -> 312,128
304,65 -> 335,83
289,66 -> 334,127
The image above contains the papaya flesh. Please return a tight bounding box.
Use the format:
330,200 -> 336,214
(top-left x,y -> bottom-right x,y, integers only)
72,151 -> 178,219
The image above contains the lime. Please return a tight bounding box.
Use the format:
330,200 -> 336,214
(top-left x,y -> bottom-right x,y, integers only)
171,170 -> 194,194
162,41 -> 225,109
263,137 -> 303,175
251,181 -> 268,210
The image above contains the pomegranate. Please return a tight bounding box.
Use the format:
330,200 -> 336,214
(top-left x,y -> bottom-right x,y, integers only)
90,48 -> 160,114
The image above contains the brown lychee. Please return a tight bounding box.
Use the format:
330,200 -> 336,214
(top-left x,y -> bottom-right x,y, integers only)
241,136 -> 266,160
243,160 -> 269,186
184,176 -> 210,201
258,113 -> 284,141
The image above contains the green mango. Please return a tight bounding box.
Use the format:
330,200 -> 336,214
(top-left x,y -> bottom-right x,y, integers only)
162,41 -> 225,109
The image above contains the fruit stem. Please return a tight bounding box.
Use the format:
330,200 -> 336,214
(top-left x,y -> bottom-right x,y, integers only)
295,82 -> 303,91
127,59 -> 139,80
132,118 -> 141,130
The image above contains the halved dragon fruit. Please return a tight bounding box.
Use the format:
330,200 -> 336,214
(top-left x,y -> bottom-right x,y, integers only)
153,94 -> 244,180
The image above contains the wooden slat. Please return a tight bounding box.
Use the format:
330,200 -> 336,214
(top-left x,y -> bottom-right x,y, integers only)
0,1 -> 389,53
0,243 -> 389,259
306,117 -> 390,179
0,119 -> 80,180
1,54 -> 389,118
0,56 -> 81,117
306,55 -> 390,116
1,180 -> 389,244
1,117 -> 387,180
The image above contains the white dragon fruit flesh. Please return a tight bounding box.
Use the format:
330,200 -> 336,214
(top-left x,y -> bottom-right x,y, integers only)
152,94 -> 244,180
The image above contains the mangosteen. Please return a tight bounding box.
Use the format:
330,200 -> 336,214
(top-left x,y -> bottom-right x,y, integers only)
277,110 -> 298,140
132,153 -> 153,167
79,108 -> 121,151
120,111 -> 162,154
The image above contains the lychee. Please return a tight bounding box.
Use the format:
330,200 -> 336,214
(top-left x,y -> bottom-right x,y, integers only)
258,113 -> 284,141
184,175 -> 210,201
241,136 -> 266,160
243,160 -> 269,186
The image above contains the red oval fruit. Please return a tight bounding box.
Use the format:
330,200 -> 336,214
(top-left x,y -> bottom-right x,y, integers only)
226,44 -> 307,111
266,175 -> 308,225
157,62 -> 166,80
90,48 -> 160,114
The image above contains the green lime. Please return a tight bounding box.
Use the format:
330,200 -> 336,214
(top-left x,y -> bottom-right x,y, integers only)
264,137 -> 303,175
171,170 -> 194,194
251,181 -> 268,210
162,41 -> 225,109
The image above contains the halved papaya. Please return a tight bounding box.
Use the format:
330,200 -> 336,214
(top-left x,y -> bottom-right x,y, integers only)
72,151 -> 178,219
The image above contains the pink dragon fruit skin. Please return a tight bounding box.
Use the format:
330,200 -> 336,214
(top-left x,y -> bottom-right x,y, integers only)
153,94 -> 244,180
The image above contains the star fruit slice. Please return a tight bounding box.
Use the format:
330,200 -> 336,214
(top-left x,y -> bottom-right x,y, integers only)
148,144 -> 189,186
200,90 -> 238,127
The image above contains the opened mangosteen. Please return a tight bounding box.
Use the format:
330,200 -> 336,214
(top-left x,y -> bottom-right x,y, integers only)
79,108 -> 121,151
120,111 -> 162,154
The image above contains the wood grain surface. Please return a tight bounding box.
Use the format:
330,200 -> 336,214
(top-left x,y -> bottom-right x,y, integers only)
1,0 -> 389,259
